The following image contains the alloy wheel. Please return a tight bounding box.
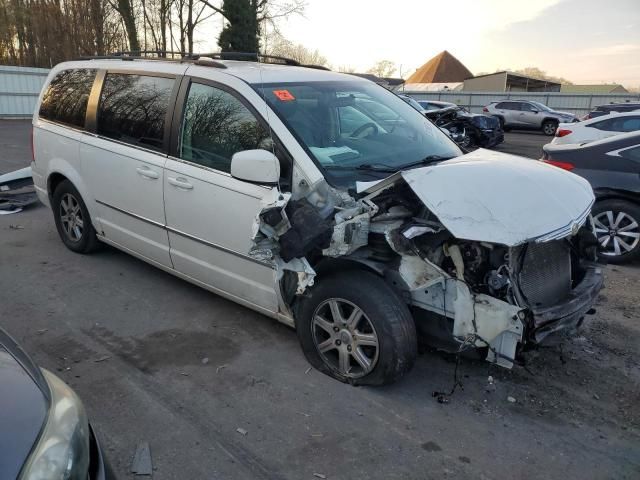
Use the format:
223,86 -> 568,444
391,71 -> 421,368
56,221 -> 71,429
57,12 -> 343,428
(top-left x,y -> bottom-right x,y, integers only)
593,210 -> 640,257
543,122 -> 556,135
59,193 -> 84,242
311,298 -> 379,378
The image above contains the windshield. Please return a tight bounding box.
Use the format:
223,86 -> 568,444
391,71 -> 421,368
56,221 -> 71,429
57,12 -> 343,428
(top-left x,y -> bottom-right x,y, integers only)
399,95 -> 427,113
254,81 -> 461,188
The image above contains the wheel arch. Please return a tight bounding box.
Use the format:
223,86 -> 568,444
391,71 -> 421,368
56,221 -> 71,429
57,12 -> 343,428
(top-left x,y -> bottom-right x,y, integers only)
289,256 -> 410,318
45,160 -> 98,224
594,188 -> 640,205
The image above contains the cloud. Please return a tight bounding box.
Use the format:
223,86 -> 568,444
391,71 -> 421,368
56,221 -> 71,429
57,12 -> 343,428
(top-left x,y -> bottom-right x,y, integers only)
579,44 -> 640,56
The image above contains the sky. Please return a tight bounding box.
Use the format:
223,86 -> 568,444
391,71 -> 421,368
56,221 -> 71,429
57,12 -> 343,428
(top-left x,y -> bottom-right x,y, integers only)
197,0 -> 640,88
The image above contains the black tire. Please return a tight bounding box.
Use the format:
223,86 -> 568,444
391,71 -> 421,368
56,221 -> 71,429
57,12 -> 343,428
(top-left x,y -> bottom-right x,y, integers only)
496,116 -> 505,130
542,120 -> 557,136
296,270 -> 417,386
52,179 -> 101,254
592,199 -> 640,264
459,134 -> 475,149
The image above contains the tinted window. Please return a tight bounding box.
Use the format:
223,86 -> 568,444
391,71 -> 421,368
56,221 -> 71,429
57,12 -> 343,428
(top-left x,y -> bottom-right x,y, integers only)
496,102 -> 519,110
97,74 -> 174,152
591,119 -> 615,131
39,69 -> 96,128
593,117 -> 640,132
520,103 -> 537,112
620,146 -> 640,162
618,117 -> 640,132
179,82 -> 273,173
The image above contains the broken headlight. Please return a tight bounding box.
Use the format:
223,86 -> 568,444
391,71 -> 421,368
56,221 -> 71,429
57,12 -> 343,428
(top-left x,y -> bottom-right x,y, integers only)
19,369 -> 90,480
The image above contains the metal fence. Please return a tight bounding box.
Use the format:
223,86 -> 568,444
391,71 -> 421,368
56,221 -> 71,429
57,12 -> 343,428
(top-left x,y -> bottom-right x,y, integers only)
400,90 -> 640,117
0,66 -> 49,118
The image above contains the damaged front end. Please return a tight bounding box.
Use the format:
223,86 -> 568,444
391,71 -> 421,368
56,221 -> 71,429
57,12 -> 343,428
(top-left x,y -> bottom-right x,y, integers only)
250,151 -> 604,369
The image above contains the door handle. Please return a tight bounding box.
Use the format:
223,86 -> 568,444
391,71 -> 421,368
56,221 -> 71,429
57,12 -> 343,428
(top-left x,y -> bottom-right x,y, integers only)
136,166 -> 160,179
167,176 -> 193,190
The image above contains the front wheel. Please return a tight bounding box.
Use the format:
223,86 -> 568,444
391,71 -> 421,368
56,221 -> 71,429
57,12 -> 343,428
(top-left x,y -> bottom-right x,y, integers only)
592,199 -> 640,264
296,270 -> 417,385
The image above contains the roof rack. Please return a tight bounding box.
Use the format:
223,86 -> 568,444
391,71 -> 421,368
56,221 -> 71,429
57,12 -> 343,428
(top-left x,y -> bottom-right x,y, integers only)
77,50 -> 330,71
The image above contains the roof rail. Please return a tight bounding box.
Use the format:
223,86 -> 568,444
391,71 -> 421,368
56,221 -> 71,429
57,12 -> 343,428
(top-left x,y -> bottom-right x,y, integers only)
76,50 -> 330,71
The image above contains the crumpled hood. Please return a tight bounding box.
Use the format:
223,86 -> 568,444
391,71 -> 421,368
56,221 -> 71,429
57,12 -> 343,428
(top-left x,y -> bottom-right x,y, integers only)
363,149 -> 594,246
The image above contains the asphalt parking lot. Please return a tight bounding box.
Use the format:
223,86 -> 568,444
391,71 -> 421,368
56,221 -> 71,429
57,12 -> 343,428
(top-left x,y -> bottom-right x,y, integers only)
1,120 -> 639,480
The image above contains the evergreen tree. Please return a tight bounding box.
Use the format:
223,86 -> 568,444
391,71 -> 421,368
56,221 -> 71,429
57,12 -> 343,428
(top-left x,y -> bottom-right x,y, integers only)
218,0 -> 259,54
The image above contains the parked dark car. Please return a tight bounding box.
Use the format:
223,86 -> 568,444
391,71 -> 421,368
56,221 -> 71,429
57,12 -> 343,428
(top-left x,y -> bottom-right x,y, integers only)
0,328 -> 109,479
425,105 -> 504,148
584,102 -> 640,120
542,131 -> 640,263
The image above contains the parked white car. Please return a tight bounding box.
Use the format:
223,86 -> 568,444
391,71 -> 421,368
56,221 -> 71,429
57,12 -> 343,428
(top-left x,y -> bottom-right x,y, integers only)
32,55 -> 603,385
551,111 -> 640,145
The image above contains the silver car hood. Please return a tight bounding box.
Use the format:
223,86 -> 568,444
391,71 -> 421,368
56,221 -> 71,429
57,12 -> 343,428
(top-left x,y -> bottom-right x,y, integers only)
361,149 -> 594,246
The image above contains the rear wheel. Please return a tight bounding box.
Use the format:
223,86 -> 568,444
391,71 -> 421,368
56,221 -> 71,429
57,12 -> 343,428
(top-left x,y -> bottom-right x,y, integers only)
592,199 -> 640,264
542,120 -> 557,136
52,180 -> 101,254
296,270 -> 417,385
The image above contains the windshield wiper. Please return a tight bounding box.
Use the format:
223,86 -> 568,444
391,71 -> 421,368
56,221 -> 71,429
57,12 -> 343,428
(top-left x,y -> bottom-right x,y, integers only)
397,155 -> 453,170
323,163 -> 398,173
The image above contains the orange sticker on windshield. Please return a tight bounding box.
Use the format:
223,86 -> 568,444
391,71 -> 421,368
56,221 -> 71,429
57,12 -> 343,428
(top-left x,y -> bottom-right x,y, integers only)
273,89 -> 295,101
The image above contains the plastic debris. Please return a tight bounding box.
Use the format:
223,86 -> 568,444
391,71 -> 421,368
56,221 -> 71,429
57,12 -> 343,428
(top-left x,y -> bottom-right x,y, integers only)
131,441 -> 152,476
507,396 -> 517,403
236,428 -> 248,436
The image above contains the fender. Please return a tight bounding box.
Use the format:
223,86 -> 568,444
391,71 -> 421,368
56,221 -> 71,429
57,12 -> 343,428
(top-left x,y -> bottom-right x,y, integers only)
45,157 -> 101,232
594,187 -> 640,204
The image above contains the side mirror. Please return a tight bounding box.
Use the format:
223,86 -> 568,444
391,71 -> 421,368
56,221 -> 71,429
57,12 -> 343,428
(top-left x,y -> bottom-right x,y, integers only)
231,149 -> 280,184
531,109 -> 539,113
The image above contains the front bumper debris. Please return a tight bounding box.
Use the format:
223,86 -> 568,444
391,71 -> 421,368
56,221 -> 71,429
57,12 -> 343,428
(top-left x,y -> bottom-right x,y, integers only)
528,263 -> 603,343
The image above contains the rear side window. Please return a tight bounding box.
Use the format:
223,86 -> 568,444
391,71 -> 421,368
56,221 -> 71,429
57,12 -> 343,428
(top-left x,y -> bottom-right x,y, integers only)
592,117 -> 640,132
39,69 -> 96,128
619,146 -> 640,162
496,102 -> 519,110
97,74 -> 174,152
179,82 -> 273,173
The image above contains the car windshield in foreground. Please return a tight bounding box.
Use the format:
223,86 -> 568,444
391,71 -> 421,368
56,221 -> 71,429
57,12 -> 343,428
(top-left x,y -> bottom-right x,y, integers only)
253,80 -> 461,188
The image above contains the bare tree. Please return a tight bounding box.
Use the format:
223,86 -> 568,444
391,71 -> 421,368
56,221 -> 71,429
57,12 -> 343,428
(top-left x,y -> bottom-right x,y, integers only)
265,33 -> 326,65
367,60 -> 397,78
110,0 -> 140,51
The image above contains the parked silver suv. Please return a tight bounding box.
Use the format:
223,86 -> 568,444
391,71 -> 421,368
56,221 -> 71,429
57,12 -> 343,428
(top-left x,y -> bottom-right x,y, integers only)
484,100 -> 577,135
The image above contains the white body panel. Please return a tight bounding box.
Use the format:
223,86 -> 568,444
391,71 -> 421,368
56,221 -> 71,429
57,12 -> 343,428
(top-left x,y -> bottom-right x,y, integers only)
163,158 -> 279,312
364,149 -> 594,246
80,136 -> 172,267
550,111 -> 640,145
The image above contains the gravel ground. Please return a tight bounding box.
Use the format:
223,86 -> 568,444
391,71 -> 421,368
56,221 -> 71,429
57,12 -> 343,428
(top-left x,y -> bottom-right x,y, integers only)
1,121 -> 639,479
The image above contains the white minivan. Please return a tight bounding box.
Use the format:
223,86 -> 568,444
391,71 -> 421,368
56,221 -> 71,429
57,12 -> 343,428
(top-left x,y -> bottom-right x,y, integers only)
32,54 -> 603,385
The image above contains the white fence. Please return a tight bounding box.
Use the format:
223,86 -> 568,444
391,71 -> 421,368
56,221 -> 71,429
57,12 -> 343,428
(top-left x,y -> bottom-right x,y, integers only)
400,90 -> 640,116
0,66 -> 49,118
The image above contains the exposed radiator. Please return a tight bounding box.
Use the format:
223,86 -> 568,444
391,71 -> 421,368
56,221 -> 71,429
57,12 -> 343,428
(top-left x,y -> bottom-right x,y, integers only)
517,240 -> 572,308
